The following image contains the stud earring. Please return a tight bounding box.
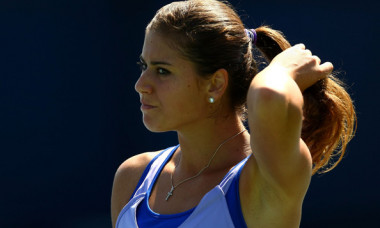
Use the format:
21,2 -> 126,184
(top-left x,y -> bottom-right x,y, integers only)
208,97 -> 215,104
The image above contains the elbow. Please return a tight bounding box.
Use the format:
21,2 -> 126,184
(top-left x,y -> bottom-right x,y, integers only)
247,85 -> 304,125
247,71 -> 304,117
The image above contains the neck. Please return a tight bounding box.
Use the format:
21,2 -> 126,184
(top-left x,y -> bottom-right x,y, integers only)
174,114 -> 250,174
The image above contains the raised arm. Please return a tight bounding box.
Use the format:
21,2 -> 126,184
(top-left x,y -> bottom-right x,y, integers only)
239,44 -> 334,227
247,44 -> 333,195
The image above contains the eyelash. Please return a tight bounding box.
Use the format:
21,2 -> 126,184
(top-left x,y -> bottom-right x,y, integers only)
137,61 -> 171,76
137,61 -> 147,71
157,68 -> 170,75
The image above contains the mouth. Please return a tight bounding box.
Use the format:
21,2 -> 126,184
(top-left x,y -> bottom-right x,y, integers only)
140,100 -> 156,110
141,104 -> 156,110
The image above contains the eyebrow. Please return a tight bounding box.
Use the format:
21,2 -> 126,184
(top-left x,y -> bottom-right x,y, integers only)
139,55 -> 172,66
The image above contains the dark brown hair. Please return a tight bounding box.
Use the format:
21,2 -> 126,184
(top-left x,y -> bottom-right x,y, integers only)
146,0 -> 356,174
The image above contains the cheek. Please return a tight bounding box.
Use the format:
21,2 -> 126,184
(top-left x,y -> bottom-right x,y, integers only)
159,76 -> 207,117
174,84 -> 205,115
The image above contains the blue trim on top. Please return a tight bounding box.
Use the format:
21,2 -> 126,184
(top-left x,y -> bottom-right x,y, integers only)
146,145 -> 179,199
135,146 -> 195,228
225,155 -> 250,228
144,145 -> 197,218
129,146 -> 178,201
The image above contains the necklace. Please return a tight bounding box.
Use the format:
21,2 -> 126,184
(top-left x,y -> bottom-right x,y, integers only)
165,129 -> 247,201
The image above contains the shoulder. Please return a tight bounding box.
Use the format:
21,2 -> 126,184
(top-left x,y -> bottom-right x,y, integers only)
116,151 -> 159,182
110,150 -> 161,227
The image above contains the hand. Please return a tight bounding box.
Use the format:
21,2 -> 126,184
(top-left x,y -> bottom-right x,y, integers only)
269,44 -> 333,92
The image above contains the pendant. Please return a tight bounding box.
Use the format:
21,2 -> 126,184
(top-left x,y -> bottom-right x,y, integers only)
166,186 -> 174,201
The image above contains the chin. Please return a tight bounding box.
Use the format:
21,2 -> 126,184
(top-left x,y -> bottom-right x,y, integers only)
145,125 -> 168,133
142,117 -> 171,133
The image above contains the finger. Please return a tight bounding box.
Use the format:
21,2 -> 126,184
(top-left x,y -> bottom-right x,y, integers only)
305,49 -> 312,56
294,43 -> 305,50
313,55 -> 321,65
320,62 -> 334,75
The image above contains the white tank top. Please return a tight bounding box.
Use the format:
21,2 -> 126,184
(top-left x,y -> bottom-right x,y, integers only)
116,146 -> 249,228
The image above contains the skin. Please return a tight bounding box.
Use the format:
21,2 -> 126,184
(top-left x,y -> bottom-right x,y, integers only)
111,30 -> 333,227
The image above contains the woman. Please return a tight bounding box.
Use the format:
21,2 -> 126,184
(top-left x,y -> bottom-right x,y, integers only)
111,0 -> 356,227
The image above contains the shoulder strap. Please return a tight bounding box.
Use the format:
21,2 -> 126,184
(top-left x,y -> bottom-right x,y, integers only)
128,150 -> 163,201
133,145 -> 179,197
219,155 -> 251,194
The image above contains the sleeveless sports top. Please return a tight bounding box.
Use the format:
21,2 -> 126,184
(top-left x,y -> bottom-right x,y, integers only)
116,145 -> 250,228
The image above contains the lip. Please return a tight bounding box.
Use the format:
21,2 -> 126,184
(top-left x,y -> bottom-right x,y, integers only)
141,104 -> 156,110
140,100 -> 156,110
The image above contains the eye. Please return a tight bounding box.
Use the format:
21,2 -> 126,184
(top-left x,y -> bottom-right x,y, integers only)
137,61 -> 147,71
157,68 -> 170,75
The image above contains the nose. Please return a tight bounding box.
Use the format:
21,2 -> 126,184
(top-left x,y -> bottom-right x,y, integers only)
135,72 -> 153,95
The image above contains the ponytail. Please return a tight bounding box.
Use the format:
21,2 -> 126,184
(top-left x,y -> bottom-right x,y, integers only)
254,26 -> 357,174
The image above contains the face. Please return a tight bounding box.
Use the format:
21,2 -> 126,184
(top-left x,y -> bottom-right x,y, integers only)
135,31 -> 210,132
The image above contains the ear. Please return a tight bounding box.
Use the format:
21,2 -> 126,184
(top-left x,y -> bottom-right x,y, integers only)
206,68 -> 228,102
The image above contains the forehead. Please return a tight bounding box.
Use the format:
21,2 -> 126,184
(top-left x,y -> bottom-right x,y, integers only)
141,31 -> 182,62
